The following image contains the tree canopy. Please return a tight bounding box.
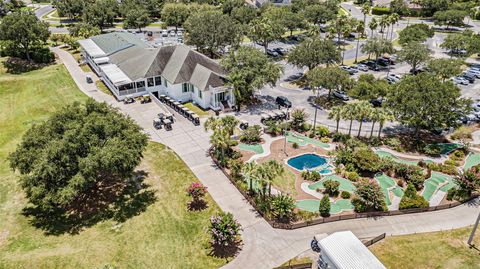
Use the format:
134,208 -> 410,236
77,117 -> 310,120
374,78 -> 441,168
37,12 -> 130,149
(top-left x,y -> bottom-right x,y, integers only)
221,46 -> 282,108
8,100 -> 149,212
121,0 -> 151,31
397,41 -> 431,72
398,23 -> 434,45
349,74 -> 390,100
0,11 -> 50,61
307,66 -> 352,98
433,9 -> 467,28
161,3 -> 191,31
387,73 -> 471,134
428,58 -> 463,81
84,0 -> 118,31
287,38 -> 341,70
184,10 -> 241,57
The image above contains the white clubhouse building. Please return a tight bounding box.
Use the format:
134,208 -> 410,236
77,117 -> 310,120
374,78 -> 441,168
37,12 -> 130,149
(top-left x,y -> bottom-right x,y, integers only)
78,32 -> 235,110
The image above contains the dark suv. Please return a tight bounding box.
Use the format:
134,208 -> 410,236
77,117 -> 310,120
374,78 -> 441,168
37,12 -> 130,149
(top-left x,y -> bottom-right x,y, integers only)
276,96 -> 292,108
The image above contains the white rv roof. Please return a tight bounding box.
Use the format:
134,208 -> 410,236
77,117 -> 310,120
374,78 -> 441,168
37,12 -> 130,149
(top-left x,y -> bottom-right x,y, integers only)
319,231 -> 386,269
100,64 -> 131,86
78,39 -> 105,58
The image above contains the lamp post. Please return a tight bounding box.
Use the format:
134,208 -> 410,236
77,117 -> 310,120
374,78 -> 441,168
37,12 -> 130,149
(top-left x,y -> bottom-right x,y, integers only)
468,210 -> 480,246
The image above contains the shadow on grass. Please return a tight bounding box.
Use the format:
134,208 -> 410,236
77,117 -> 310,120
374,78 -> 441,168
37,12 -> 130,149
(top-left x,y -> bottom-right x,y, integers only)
22,170 -> 157,235
3,57 -> 51,74
187,199 -> 209,211
209,240 -> 243,262
314,95 -> 346,110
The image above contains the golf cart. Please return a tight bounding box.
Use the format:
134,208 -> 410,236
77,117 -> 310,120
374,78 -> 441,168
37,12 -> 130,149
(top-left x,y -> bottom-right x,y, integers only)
153,118 -> 162,129
124,95 -> 135,104
140,94 -> 152,104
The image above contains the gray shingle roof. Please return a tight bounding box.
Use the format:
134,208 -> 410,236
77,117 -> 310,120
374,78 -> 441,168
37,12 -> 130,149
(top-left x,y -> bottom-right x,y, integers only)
90,32 -> 148,55
88,33 -> 226,90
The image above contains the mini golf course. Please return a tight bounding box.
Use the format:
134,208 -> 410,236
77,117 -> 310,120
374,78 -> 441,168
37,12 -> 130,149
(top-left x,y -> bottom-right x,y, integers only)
464,153 -> 480,171
286,132 -> 330,149
422,172 -> 456,201
296,199 -> 354,214
434,143 -> 461,155
238,143 -> 264,154
375,150 -> 423,166
375,173 -> 404,206
307,175 -> 356,193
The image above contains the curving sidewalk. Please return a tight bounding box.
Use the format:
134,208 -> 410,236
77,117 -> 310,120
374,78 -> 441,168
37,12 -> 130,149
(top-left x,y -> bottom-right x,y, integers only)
53,47 -> 480,269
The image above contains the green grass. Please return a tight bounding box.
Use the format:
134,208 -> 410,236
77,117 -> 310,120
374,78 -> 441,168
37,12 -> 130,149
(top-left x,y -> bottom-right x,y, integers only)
95,80 -> 113,96
375,150 -> 433,166
183,102 -> 211,117
308,175 -> 356,193
286,132 -> 330,149
370,227 -> 480,269
273,169 -> 297,196
0,62 -> 225,268
375,173 -> 403,206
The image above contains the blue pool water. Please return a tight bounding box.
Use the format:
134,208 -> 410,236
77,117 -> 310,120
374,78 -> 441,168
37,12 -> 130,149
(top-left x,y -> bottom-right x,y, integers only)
287,154 -> 329,171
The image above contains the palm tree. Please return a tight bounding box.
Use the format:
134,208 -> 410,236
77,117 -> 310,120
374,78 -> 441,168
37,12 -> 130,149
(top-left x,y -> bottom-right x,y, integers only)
355,101 -> 373,137
343,103 -> 358,136
377,109 -> 394,138
379,15 -> 389,38
242,162 -> 257,192
389,13 -> 400,41
368,17 -> 378,38
369,107 -> 381,138
361,3 -> 371,37
361,37 -> 394,67
354,20 -> 365,63
255,160 -> 284,198
328,105 -> 344,133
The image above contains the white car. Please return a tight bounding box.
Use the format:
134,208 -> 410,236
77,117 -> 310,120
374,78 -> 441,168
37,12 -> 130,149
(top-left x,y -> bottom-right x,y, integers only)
386,74 -> 401,81
161,30 -> 168,37
452,76 -> 469,85
466,69 -> 480,78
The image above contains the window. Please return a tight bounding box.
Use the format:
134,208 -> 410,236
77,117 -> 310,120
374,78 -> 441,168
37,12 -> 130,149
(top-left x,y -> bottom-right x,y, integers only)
182,83 -> 189,93
136,81 -> 145,89
154,76 -> 162,86
147,77 -> 154,87
198,89 -> 202,99
164,78 -> 168,87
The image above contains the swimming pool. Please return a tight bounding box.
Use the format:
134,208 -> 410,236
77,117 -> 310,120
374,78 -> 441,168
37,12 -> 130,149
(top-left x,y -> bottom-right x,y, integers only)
287,153 -> 330,172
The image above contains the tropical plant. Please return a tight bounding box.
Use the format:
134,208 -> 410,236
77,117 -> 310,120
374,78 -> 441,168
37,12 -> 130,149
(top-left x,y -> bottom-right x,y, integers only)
270,194 -> 296,220
323,179 -> 340,195
328,106 -> 344,133
291,109 -> 308,131
240,125 -> 262,144
209,212 -> 241,247
319,195 -> 330,217
354,101 -> 374,137
352,178 -> 386,212
399,182 -> 429,209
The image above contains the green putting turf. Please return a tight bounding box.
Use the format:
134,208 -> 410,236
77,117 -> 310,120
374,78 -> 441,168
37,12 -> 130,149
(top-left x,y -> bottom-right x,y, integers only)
375,173 -> 403,206
307,175 -> 356,193
464,153 -> 480,171
286,132 -> 330,149
296,199 -> 354,214
434,143 -> 461,155
375,151 -> 421,166
238,143 -> 264,154
422,172 -> 456,201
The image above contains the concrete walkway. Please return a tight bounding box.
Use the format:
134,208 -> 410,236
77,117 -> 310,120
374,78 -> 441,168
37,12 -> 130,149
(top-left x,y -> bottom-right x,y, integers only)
52,47 -> 480,269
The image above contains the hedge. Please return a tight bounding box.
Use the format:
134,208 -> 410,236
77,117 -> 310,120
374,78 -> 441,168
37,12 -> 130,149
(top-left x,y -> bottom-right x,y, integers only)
372,6 -> 391,15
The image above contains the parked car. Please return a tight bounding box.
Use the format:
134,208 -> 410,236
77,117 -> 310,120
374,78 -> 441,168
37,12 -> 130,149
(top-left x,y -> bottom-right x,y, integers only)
340,65 -> 356,75
386,77 -> 397,84
276,96 -> 292,108
286,72 -> 303,81
410,68 -> 426,75
461,72 -> 475,83
465,69 -> 480,78
356,64 -> 369,72
161,30 -> 168,37
452,76 -> 469,85
369,98 -> 383,107
267,49 -> 280,58
387,73 -> 401,82
273,47 -> 288,56
333,90 -> 349,101
450,49 -> 467,56
363,60 -> 380,71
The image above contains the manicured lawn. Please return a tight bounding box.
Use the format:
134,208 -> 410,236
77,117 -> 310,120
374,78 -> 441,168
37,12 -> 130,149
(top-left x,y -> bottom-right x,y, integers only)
370,227 -> 480,269
0,62 -> 225,268
183,102 -> 211,117
274,169 -> 297,196
95,79 -> 113,96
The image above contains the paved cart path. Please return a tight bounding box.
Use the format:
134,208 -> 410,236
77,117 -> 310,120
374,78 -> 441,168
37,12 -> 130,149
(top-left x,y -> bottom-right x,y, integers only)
52,47 -> 480,269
